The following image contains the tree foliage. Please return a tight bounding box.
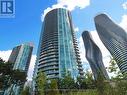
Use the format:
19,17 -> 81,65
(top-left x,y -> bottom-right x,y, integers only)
21,86 -> 30,95
59,75 -> 76,89
47,79 -> 60,95
36,72 -> 47,95
84,70 -> 95,89
11,70 -> 26,85
0,58 -> 13,90
76,76 -> 87,89
0,57 -> 27,94
108,57 -> 118,73
107,57 -> 127,95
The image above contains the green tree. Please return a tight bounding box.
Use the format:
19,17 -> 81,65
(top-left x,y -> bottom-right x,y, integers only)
47,79 -> 60,95
59,75 -> 76,89
76,76 -> 87,89
11,70 -> 26,85
108,57 -> 125,80
108,57 -> 127,80
0,58 -> 27,95
36,72 -> 46,95
84,70 -> 95,89
108,57 -> 127,95
21,86 -> 30,95
8,70 -> 27,95
0,58 -> 13,90
108,57 -> 118,73
95,72 -> 108,95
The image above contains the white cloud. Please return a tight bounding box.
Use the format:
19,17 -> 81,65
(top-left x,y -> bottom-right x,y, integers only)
41,0 -> 90,21
0,50 -> 12,61
122,2 -> 127,10
27,55 -> 36,81
78,35 -> 91,72
57,0 -> 90,11
90,31 -> 111,69
74,27 -> 79,32
119,14 -> 127,32
78,36 -> 87,63
90,31 -> 111,62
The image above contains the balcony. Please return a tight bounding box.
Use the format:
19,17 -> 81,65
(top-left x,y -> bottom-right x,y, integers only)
78,67 -> 83,70
46,70 -> 59,75
77,63 -> 82,67
39,58 -> 58,64
40,66 -> 59,71
39,55 -> 58,62
38,62 -> 58,68
79,71 -> 84,75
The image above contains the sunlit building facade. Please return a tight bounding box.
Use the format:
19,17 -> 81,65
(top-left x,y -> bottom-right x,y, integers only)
9,43 -> 33,72
35,8 -> 83,80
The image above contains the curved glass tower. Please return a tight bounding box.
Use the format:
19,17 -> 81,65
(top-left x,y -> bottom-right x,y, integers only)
82,31 -> 109,80
94,13 -> 127,74
36,8 -> 83,79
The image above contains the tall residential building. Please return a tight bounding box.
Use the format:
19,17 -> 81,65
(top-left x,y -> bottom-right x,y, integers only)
82,31 -> 109,80
4,43 -> 33,95
9,43 -> 33,72
94,13 -> 127,74
34,8 -> 83,80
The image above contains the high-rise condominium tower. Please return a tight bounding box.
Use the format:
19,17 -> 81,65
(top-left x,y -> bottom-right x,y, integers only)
82,31 -> 109,80
9,43 -> 33,72
35,8 -> 83,79
94,13 -> 127,74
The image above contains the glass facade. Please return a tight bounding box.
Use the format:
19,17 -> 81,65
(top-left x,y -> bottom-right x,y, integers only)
82,31 -> 109,80
9,43 -> 33,72
58,9 -> 79,79
35,8 -> 83,80
94,14 -> 127,74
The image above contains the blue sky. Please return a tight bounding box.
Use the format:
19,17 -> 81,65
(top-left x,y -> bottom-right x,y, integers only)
0,0 -> 127,80
0,0 -> 126,53
0,0 -> 57,53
